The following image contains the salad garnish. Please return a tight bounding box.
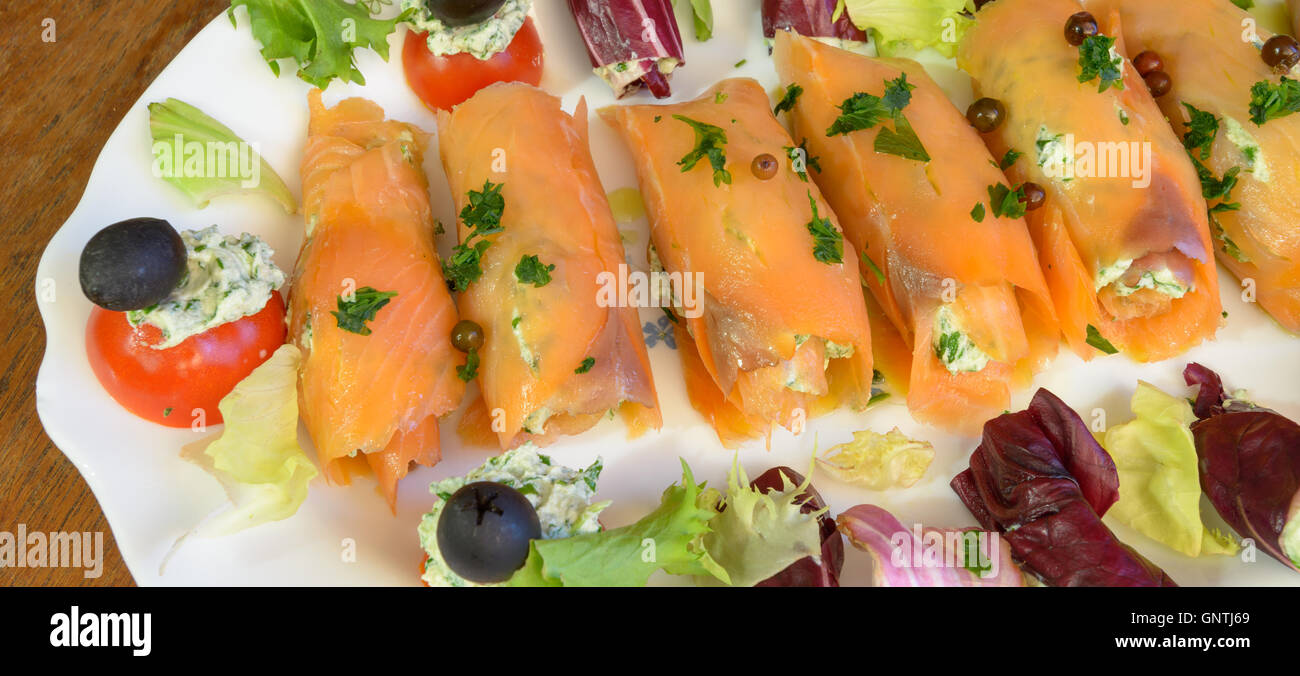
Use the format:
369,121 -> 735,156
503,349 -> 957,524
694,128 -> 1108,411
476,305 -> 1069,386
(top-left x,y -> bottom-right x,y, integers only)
817,427 -> 934,490
228,0 -> 410,88
148,98 -> 296,212
840,0 -> 970,57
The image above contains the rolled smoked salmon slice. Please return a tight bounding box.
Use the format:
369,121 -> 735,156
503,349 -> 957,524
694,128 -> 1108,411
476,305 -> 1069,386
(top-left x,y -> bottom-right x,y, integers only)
601,78 -> 875,447
436,82 -> 660,450
961,0 -> 1221,362
289,90 -> 465,512
774,31 -> 1060,435
1086,0 -> 1300,334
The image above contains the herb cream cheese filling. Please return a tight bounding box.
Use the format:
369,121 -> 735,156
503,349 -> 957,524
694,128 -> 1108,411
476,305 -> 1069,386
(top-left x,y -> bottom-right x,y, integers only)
127,225 -> 285,349
402,0 -> 530,60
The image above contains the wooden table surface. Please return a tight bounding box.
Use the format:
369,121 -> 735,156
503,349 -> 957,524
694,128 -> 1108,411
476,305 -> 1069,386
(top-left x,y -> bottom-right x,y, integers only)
1,0 -> 225,586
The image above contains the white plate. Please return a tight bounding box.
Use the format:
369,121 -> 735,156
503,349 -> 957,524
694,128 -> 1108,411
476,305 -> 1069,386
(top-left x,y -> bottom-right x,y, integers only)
35,2 -> 1300,586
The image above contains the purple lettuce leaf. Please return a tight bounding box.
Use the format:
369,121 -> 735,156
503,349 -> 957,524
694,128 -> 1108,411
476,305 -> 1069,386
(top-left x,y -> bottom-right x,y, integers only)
951,389 -> 1177,587
750,466 -> 843,587
1184,363 -> 1300,572
761,0 -> 867,43
566,0 -> 684,98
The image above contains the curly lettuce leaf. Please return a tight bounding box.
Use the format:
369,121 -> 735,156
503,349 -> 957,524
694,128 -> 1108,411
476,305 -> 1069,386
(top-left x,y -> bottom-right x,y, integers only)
148,98 -> 297,213
695,461 -> 824,587
180,344 -> 317,536
228,0 -> 410,89
1104,382 -> 1239,557
818,427 -> 934,489
507,460 -> 728,587
842,0 -> 970,57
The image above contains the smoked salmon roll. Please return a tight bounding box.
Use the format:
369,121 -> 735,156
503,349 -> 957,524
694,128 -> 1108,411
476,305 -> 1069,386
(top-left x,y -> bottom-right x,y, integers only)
290,91 -> 466,510
961,0 -> 1221,362
1086,0 -> 1300,334
436,82 -> 660,449
600,78 -> 875,447
773,31 -> 1060,435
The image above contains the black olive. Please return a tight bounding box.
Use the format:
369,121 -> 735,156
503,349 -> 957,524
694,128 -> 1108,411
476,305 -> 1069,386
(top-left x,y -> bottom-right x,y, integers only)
424,0 -> 507,28
1261,34 -> 1300,73
751,153 -> 779,180
1132,50 -> 1163,77
450,319 -> 484,352
1021,182 -> 1046,211
436,481 -> 541,583
79,217 -> 186,312
966,97 -> 1006,133
1064,11 -> 1099,46
1144,70 -> 1172,98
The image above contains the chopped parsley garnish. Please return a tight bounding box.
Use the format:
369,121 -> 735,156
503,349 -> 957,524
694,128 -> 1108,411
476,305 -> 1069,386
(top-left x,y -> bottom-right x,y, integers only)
1181,103 -> 1219,160
574,357 -> 595,374
673,115 -> 732,187
1248,77 -> 1300,125
1085,324 -> 1119,355
804,191 -> 843,264
714,91 -> 728,104
826,92 -> 891,136
332,287 -> 398,336
784,139 -> 822,182
1231,0 -> 1253,8
457,346 -> 480,382
1210,213 -> 1252,263
987,183 -> 1028,219
861,250 -> 885,285
734,59 -> 747,68
443,181 -> 506,292
514,254 -> 556,287
996,149 -> 1022,170
1077,35 -> 1125,93
163,407 -> 174,417
970,202 -> 986,223
774,83 -> 803,115
874,112 -> 930,162
826,74 -> 930,162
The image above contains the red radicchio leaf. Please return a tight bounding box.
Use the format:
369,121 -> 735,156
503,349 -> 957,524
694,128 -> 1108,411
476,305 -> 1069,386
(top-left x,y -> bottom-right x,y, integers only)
951,389 -> 1177,587
761,0 -> 868,43
749,466 -> 843,587
1184,363 -> 1300,573
566,0 -> 684,98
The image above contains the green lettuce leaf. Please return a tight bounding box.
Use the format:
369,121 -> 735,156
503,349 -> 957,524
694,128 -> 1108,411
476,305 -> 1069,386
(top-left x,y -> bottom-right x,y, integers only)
228,0 -> 410,89
1103,381 -> 1239,557
180,344 -> 317,536
507,460 -> 729,587
843,0 -> 971,58
695,461 -> 824,587
148,98 -> 297,213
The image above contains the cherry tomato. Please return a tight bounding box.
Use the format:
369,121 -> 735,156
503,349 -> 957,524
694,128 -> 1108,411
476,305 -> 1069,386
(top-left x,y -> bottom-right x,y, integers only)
401,19 -> 544,112
85,291 -> 288,428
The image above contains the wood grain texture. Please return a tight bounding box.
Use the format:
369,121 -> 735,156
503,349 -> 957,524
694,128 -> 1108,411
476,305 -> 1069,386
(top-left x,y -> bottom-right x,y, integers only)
0,0 -> 225,586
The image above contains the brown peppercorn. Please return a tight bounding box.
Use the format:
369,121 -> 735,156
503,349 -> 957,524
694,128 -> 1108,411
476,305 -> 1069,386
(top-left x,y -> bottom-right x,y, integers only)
1132,50 -> 1163,77
751,153 -> 779,180
1065,11 -> 1099,47
1144,70 -> 1172,98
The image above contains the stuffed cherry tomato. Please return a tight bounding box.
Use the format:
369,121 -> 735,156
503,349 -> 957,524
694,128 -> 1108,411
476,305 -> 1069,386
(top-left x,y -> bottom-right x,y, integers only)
79,220 -> 289,427
401,4 -> 543,112
86,291 -> 287,427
